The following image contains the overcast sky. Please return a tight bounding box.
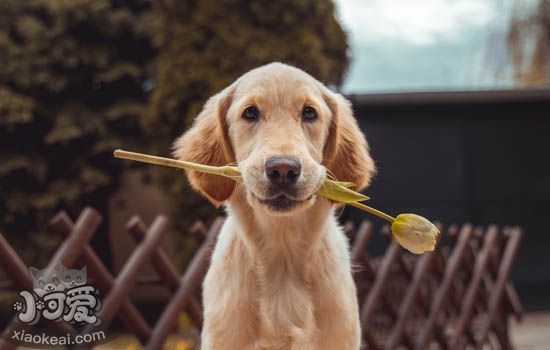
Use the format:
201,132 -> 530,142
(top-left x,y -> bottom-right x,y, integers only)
333,0 -> 515,93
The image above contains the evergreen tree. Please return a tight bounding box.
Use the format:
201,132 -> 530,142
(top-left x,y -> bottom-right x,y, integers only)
0,0 -> 155,242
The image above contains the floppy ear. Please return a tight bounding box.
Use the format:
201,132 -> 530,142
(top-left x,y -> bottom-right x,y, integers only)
323,91 -> 376,191
172,87 -> 236,206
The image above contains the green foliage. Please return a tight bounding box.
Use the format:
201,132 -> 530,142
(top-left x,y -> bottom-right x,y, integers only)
0,0 -> 155,236
145,0 -> 349,237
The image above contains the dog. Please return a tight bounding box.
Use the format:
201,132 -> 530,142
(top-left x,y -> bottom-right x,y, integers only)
174,62 -> 375,350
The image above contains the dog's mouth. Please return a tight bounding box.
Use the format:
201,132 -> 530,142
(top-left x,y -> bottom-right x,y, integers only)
254,193 -> 313,212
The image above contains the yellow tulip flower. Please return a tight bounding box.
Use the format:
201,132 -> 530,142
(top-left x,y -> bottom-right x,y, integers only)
391,214 -> 439,254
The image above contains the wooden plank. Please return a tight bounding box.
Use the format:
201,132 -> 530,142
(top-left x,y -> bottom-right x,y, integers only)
78,215 -> 169,347
49,211 -> 152,343
128,215 -> 204,329
360,239 -> 401,349
386,250 -> 435,349
479,227 -> 523,345
144,218 -> 223,350
416,224 -> 473,349
449,225 -> 499,349
0,207 -> 101,349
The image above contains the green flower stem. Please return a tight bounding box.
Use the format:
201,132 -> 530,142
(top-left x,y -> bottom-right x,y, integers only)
114,149 -> 236,177
348,202 -> 396,223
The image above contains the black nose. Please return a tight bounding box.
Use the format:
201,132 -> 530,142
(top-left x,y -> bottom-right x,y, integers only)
265,156 -> 301,185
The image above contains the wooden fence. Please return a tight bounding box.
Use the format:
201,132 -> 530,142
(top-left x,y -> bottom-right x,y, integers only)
0,207 -> 523,349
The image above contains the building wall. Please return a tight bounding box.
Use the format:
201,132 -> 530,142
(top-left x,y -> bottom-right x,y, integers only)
346,90 -> 550,309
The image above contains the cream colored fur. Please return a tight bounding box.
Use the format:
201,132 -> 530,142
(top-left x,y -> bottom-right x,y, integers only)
173,63 -> 375,350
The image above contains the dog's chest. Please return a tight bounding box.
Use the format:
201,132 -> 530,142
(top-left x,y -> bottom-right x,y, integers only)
249,247 -> 337,342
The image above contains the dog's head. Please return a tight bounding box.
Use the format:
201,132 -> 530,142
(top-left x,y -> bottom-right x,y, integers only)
174,63 -> 375,215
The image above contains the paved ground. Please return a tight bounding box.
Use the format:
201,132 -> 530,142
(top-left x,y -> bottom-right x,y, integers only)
511,312 -> 550,350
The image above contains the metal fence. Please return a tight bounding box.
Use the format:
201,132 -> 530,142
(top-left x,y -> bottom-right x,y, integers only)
0,207 -> 523,349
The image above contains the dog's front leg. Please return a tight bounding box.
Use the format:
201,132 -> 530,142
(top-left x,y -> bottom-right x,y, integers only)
313,272 -> 361,350
201,251 -> 258,349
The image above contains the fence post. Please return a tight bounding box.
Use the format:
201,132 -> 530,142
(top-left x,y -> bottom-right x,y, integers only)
0,207 -> 101,349
75,215 -> 168,350
450,225 -> 499,349
127,215 -> 204,329
385,251 -> 435,349
478,226 -> 523,345
416,223 -> 473,349
145,217 -> 223,350
49,211 -> 152,343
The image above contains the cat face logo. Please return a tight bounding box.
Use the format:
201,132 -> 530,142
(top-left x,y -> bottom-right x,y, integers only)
61,266 -> 86,289
14,262 -> 101,325
30,263 -> 64,297
29,262 -> 88,296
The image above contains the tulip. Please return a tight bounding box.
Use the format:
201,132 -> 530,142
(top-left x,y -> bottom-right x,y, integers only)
390,214 -> 439,254
114,149 -> 439,254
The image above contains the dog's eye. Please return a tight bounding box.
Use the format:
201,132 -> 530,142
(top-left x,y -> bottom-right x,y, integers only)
242,106 -> 259,121
302,106 -> 317,121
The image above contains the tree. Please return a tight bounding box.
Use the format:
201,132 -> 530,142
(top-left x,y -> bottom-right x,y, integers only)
507,0 -> 550,85
145,0 -> 350,245
0,0 -> 155,260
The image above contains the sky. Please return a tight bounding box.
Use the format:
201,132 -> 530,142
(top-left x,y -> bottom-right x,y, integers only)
333,0 -> 517,93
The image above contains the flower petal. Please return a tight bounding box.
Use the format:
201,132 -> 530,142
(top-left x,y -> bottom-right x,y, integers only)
315,179 -> 370,203
391,214 -> 439,254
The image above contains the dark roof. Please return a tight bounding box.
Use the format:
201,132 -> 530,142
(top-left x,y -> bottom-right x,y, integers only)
347,88 -> 550,107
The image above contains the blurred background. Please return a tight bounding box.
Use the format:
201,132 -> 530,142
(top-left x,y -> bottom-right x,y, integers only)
0,0 -> 549,347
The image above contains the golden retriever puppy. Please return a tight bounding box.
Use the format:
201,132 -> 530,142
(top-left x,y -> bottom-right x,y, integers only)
174,62 -> 375,350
